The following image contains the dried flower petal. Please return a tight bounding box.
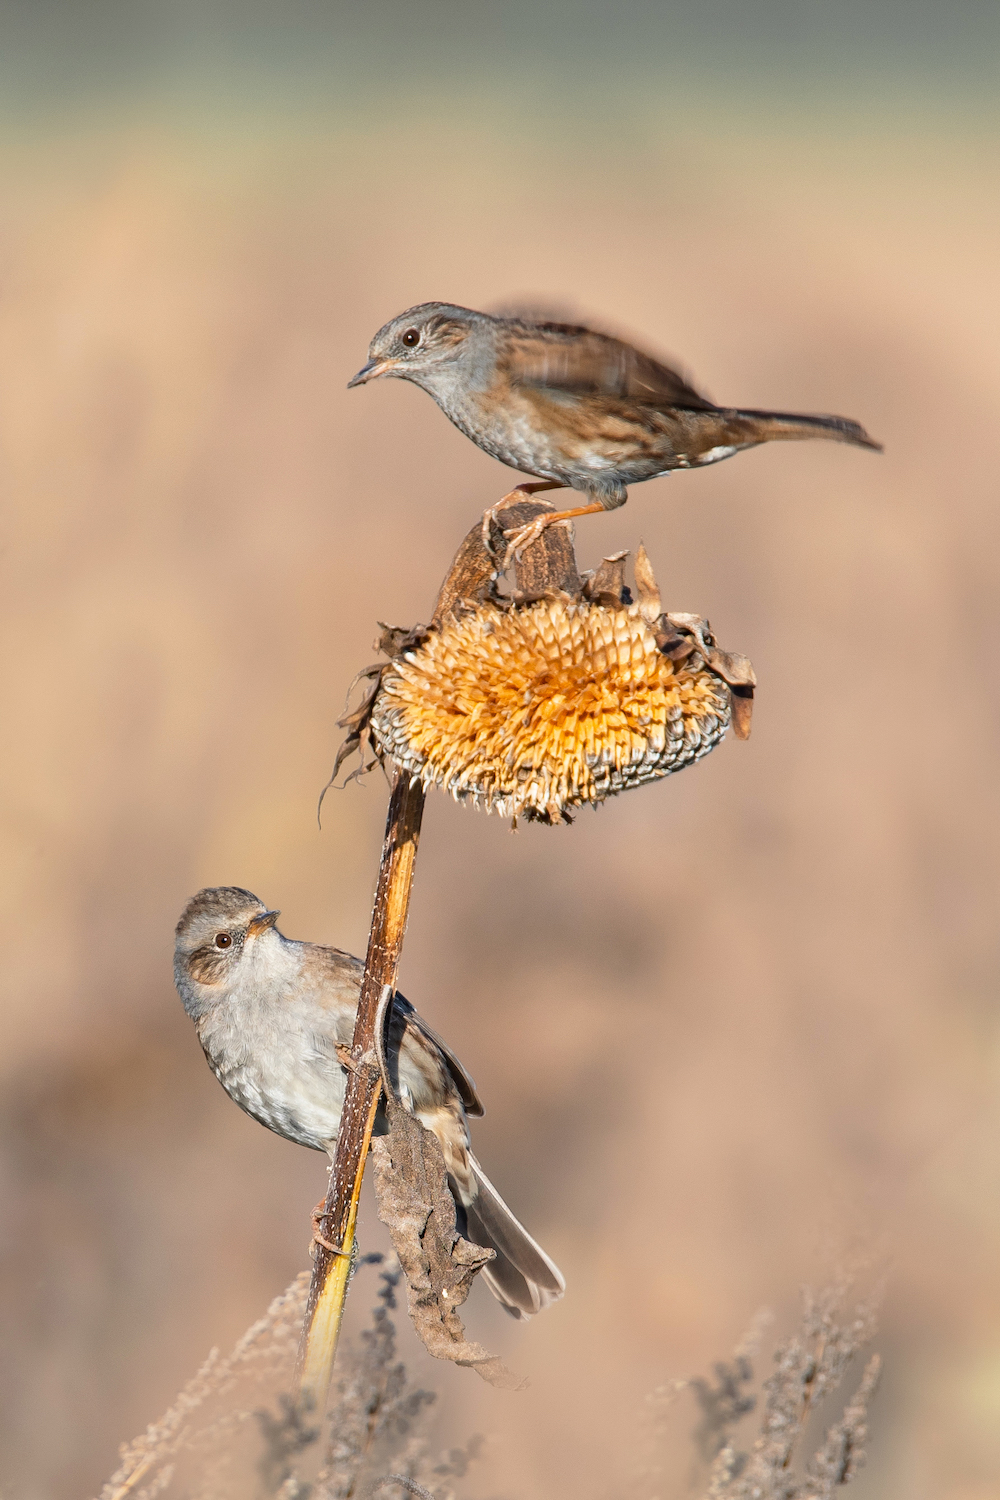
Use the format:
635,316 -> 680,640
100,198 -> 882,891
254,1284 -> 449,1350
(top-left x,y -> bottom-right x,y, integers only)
633,543 -> 662,623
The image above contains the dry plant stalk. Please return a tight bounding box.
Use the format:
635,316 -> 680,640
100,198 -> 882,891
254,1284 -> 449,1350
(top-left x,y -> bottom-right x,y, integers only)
297,770 -> 425,1412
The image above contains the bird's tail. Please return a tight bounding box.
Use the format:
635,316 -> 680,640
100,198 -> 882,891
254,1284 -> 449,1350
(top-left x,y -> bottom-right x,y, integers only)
709,407 -> 882,453
457,1153 -> 565,1320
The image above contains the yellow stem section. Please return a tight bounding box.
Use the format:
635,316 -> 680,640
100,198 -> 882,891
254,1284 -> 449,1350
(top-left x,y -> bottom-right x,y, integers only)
297,1083 -> 382,1411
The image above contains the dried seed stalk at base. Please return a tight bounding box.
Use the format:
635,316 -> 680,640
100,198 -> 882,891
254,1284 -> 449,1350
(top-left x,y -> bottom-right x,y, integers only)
804,1353 -> 881,1494
371,1095 -> 525,1391
700,1279 -> 881,1500
690,1355 -> 758,1465
314,1266 -> 436,1500
634,1278 -> 882,1500
96,1273 -> 311,1500
96,1263 -> 483,1500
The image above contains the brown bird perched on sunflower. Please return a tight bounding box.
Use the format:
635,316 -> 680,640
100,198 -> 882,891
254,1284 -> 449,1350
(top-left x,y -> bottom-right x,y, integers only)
349,301 -> 881,552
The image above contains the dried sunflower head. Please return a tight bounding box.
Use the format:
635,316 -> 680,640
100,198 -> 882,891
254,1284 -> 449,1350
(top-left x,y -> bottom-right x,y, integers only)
369,577 -> 748,824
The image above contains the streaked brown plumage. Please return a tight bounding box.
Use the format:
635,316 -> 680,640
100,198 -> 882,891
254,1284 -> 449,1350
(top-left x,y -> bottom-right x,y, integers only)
174,887 -> 564,1320
349,302 -> 882,540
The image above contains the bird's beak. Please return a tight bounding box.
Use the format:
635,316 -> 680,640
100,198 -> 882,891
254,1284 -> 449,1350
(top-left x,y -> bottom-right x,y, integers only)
347,357 -> 398,388
246,909 -> 280,936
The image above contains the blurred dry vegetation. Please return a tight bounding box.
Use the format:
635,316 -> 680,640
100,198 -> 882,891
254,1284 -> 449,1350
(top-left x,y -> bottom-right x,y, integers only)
1,18 -> 1000,1500
96,1257 -> 882,1500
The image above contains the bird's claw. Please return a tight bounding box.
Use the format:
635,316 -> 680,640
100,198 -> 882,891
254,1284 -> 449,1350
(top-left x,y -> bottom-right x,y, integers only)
482,488 -> 538,556
312,1233 -> 345,1257
311,1200 -> 349,1258
481,483 -> 566,558
501,515 -> 572,570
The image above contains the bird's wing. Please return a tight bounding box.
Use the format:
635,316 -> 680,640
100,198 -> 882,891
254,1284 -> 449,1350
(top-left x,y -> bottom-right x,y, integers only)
306,944 -> 485,1118
505,321 -> 714,409
393,995 -> 485,1118
298,945 -> 365,1057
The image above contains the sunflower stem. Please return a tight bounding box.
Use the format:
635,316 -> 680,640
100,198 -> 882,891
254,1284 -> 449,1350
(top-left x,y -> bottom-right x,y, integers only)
296,768 -> 425,1411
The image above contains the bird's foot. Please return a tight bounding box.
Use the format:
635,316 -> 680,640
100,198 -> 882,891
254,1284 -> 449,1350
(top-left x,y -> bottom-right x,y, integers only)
311,1200 -> 349,1258
335,1043 -> 358,1073
481,482 -> 564,554
501,502 -> 606,570
500,514 -> 570,568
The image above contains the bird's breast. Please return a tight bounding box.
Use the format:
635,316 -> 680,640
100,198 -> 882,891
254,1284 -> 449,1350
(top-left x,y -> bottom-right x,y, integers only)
440,386 -> 574,479
197,992 -> 349,1152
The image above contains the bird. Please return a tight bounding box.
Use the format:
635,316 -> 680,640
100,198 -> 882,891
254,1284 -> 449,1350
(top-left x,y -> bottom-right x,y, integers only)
174,886 -> 565,1320
348,301 -> 882,552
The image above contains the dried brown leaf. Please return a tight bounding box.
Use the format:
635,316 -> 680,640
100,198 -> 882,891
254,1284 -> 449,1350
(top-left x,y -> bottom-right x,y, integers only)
370,1098 -> 525,1390
704,648 -> 757,690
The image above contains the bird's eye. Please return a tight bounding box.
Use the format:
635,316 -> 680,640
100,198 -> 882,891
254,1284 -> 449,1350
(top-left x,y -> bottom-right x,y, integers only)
401,328 -> 420,347
215,933 -> 232,949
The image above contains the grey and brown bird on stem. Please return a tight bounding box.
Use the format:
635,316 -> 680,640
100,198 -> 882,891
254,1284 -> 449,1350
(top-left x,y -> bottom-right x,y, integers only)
349,301 -> 882,553
174,887 -> 564,1320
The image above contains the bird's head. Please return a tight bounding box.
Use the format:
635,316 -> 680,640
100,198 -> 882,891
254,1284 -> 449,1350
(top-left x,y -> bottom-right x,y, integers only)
348,303 -> 490,398
174,887 -> 283,1015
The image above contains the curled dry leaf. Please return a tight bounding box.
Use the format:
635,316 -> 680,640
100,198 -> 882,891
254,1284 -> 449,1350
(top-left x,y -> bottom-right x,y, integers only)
370,1096 -> 526,1391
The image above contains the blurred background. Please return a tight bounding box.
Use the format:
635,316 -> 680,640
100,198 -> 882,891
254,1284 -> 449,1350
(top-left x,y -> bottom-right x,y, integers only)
1,1 -> 998,1495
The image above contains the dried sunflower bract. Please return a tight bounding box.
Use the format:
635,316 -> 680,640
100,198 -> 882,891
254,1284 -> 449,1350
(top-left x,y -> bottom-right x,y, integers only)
368,547 -> 754,824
